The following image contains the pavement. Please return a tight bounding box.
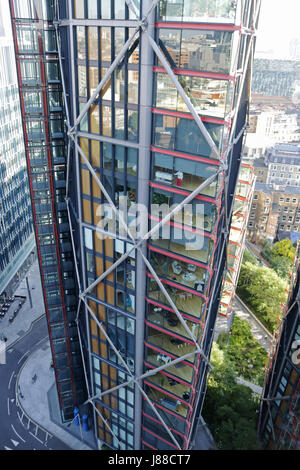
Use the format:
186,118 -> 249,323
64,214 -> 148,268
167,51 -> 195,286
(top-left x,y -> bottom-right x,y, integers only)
0,260 -> 44,348
16,337 -> 96,450
0,259 -> 97,451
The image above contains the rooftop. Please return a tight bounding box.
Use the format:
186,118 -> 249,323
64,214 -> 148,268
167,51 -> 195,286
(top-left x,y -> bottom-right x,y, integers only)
255,181 -> 300,195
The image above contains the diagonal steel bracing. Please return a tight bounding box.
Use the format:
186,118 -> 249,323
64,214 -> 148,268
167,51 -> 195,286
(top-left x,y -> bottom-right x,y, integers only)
56,0 -> 260,450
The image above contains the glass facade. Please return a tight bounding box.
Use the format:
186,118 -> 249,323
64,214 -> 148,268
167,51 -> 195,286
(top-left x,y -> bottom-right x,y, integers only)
259,262 -> 300,450
10,0 -> 259,451
10,0 -> 86,421
0,0 -> 34,298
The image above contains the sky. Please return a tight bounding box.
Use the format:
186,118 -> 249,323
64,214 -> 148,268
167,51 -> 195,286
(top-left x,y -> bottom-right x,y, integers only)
255,0 -> 300,59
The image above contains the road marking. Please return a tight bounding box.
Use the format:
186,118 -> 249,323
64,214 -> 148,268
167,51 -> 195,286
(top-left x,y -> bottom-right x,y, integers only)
29,431 -> 44,445
11,424 -> 25,443
7,398 -> 10,416
4,446 -> 12,450
17,411 -> 24,424
17,351 -> 29,365
8,371 -> 15,390
10,439 -> 19,447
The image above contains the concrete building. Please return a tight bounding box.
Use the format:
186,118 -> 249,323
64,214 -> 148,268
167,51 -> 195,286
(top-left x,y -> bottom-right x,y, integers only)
9,0 -> 260,450
247,182 -> 300,243
0,0 -> 35,299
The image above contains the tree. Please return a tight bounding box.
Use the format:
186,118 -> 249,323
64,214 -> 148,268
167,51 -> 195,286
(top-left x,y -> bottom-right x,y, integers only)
269,255 -> 292,279
261,238 -> 273,263
202,343 -> 262,450
272,239 -> 296,262
217,316 -> 268,386
242,248 -> 258,266
237,261 -> 287,332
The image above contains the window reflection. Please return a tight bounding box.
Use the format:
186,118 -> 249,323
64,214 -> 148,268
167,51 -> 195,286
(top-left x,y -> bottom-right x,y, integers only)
158,0 -> 238,23
148,279 -> 205,319
155,73 -> 233,118
153,113 -> 223,158
159,28 -> 233,74
88,27 -> 98,60
76,26 -> 85,60
101,27 -> 111,62
150,227 -> 214,265
150,252 -> 210,294
151,188 -> 218,233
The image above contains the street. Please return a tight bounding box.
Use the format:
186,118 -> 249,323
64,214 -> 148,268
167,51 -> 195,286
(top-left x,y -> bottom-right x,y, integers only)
0,315 -> 71,450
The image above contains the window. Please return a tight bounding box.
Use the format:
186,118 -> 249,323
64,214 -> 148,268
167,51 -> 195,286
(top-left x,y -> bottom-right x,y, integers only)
158,28 -> 234,74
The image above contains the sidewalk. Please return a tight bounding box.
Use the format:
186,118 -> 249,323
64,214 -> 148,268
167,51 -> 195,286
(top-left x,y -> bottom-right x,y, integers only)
0,260 -> 45,348
17,339 -> 97,450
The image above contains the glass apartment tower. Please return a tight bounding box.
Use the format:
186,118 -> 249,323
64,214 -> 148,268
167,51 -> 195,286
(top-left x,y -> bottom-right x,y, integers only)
10,0 -> 260,450
258,256 -> 300,450
0,0 -> 34,299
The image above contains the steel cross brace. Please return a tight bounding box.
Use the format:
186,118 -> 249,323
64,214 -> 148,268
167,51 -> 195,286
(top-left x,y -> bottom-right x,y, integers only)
55,0 -> 260,450
55,0 -> 206,448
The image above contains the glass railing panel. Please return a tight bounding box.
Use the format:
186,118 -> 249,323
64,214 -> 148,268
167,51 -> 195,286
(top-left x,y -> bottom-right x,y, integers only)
145,347 -> 194,383
148,278 -> 206,319
152,151 -> 221,198
150,251 -> 210,294
158,0 -> 239,23
151,187 -> 219,233
150,228 -> 214,265
155,73 -> 233,119
147,304 -> 203,341
144,385 -> 189,418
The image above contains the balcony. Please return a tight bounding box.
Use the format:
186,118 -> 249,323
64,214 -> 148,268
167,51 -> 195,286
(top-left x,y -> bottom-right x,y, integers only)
145,385 -> 189,419
151,188 -> 219,233
153,151 -> 221,198
145,347 -> 194,384
150,251 -> 210,295
146,327 -> 197,365
145,372 -> 191,404
147,304 -> 204,342
148,278 -> 206,320
149,233 -> 214,265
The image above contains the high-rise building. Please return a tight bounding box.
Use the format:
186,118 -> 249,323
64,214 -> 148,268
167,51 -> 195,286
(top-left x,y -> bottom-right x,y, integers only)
0,0 -> 34,299
258,251 -> 300,450
10,0 -> 260,450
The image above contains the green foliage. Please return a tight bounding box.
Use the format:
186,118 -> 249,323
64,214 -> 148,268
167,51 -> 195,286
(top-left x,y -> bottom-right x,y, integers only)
261,239 -> 273,263
202,343 -> 262,450
269,255 -> 292,279
242,249 -> 258,266
272,239 -> 296,261
237,261 -> 287,332
217,316 -> 268,386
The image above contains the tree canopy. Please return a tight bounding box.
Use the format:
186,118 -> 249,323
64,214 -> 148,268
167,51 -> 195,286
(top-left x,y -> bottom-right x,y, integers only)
202,343 -> 262,450
237,261 -> 287,332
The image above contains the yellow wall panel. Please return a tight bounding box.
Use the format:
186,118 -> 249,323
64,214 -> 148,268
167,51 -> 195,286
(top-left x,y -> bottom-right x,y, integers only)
83,199 -> 92,224
81,168 -> 91,195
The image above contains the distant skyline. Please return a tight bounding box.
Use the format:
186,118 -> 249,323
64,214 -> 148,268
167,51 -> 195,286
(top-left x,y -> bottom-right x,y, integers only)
255,0 -> 300,59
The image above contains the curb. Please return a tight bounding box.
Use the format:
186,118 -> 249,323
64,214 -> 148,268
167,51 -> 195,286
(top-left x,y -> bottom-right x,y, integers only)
15,336 -> 54,443
6,314 -> 46,351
